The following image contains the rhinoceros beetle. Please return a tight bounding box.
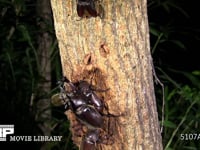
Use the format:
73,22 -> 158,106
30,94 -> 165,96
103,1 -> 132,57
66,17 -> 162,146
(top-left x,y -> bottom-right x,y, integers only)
81,129 -> 114,150
58,76 -> 115,149
76,0 -> 103,18
80,129 -> 100,150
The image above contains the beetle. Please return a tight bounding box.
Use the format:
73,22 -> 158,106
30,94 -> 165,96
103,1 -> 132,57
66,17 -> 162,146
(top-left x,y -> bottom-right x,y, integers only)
76,0 -> 103,18
60,77 -> 105,113
58,76 -> 116,149
80,129 -> 114,150
80,129 -> 100,150
59,77 -> 105,129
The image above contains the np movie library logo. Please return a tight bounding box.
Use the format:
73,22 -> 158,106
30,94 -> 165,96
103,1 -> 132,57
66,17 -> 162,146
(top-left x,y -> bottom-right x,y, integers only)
0,125 -> 14,141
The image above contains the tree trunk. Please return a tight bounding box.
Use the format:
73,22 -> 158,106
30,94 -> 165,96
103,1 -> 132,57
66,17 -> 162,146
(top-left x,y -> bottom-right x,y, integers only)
36,0 -> 52,139
50,0 -> 163,150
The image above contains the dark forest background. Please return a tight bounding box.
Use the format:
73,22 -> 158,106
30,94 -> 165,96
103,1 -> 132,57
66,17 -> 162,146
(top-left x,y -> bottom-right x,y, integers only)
0,0 -> 200,149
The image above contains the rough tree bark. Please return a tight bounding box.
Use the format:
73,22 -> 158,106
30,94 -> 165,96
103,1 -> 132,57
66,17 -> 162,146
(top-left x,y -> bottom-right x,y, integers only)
51,0 -> 162,150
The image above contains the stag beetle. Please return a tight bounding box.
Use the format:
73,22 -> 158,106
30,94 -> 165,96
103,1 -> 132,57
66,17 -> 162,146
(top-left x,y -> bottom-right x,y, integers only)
58,76 -> 115,149
76,0 -> 103,18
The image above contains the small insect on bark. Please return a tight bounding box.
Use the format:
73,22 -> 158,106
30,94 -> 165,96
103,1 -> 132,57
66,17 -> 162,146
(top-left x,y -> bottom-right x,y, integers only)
76,0 -> 104,18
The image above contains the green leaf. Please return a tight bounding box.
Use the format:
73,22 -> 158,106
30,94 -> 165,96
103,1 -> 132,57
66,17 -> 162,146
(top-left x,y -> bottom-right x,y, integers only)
163,120 -> 176,128
170,40 -> 186,49
192,70 -> 200,76
150,27 -> 161,37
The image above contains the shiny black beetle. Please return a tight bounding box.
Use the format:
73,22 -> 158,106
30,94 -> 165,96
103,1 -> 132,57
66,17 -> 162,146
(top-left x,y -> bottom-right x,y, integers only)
76,0 -> 103,18
59,77 -> 105,129
58,76 -> 114,149
81,129 -> 100,150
